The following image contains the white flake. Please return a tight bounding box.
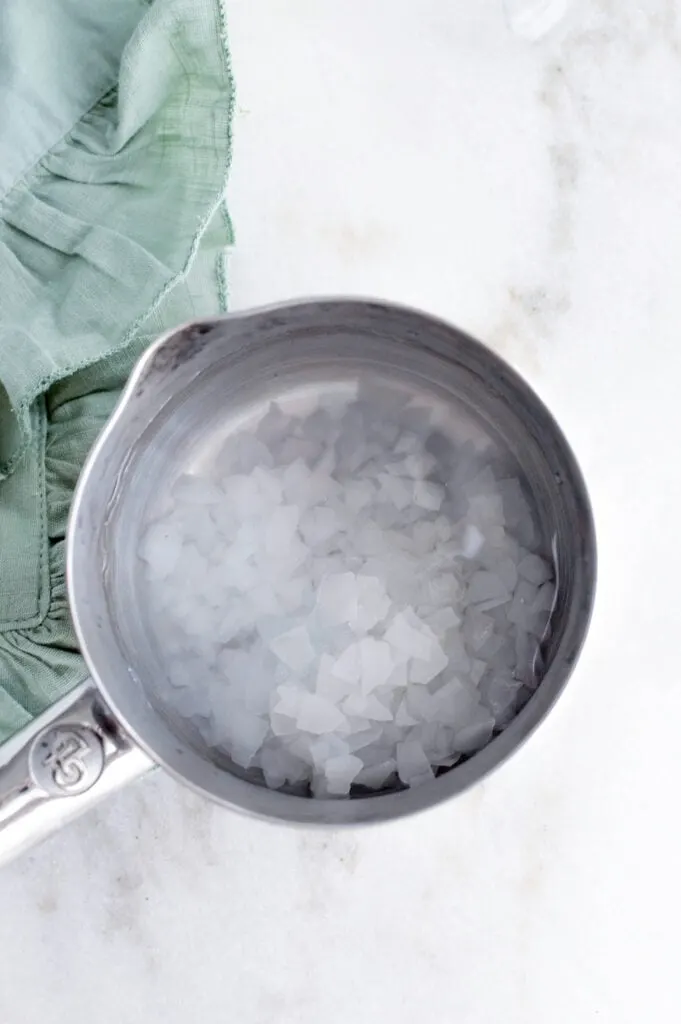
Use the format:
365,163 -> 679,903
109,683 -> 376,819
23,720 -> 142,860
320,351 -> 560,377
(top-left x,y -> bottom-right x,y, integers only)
140,377 -> 554,798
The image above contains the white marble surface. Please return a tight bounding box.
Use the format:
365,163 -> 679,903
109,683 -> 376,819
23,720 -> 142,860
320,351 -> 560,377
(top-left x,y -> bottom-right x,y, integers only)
2,1 -> 681,1020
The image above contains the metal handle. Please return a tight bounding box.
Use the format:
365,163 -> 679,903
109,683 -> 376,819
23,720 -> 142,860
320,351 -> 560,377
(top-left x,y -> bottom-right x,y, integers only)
0,680 -> 154,867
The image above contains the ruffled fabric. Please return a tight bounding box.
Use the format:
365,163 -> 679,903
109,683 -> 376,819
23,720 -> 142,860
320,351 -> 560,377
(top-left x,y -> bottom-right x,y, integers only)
0,0 -> 234,743
0,0 -> 234,478
0,0 -> 147,199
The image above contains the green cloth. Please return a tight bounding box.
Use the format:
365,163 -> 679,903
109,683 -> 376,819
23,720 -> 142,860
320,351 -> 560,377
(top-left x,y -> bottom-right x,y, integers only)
0,0 -> 234,742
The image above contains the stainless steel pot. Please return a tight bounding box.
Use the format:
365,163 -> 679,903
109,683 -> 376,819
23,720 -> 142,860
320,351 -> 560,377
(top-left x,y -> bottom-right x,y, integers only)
0,299 -> 596,864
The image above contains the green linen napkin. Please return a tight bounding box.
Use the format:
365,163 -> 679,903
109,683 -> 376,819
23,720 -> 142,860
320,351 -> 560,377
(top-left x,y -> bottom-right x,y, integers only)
0,0 -> 234,742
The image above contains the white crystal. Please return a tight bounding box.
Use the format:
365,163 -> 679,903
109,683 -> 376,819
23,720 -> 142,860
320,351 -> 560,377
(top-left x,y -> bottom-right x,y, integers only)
269,625 -> 316,672
330,642 -> 362,684
409,641 -> 449,685
296,694 -> 347,734
355,575 -> 392,631
323,754 -> 364,795
225,713 -> 269,768
357,637 -> 395,692
426,607 -> 461,633
317,572 -> 358,626
343,693 -> 393,721
139,522 -> 184,578
356,759 -> 397,789
265,504 -> 300,555
378,473 -> 412,510
454,710 -> 495,753
467,571 -> 510,605
518,553 -> 552,585
395,700 -> 418,726
344,479 -> 375,514
413,480 -> 444,511
396,740 -> 434,787
384,609 -> 436,662
299,506 -> 339,548
461,524 -> 485,558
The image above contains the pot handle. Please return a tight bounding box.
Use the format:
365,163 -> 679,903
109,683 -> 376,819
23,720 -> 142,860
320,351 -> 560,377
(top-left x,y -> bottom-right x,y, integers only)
0,679 -> 154,867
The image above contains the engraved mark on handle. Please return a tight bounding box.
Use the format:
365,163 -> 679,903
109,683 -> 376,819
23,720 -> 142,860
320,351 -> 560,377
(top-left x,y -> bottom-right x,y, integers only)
29,726 -> 105,796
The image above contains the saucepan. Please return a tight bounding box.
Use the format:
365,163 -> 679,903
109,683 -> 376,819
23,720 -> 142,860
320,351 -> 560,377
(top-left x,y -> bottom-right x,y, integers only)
0,299 -> 596,864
